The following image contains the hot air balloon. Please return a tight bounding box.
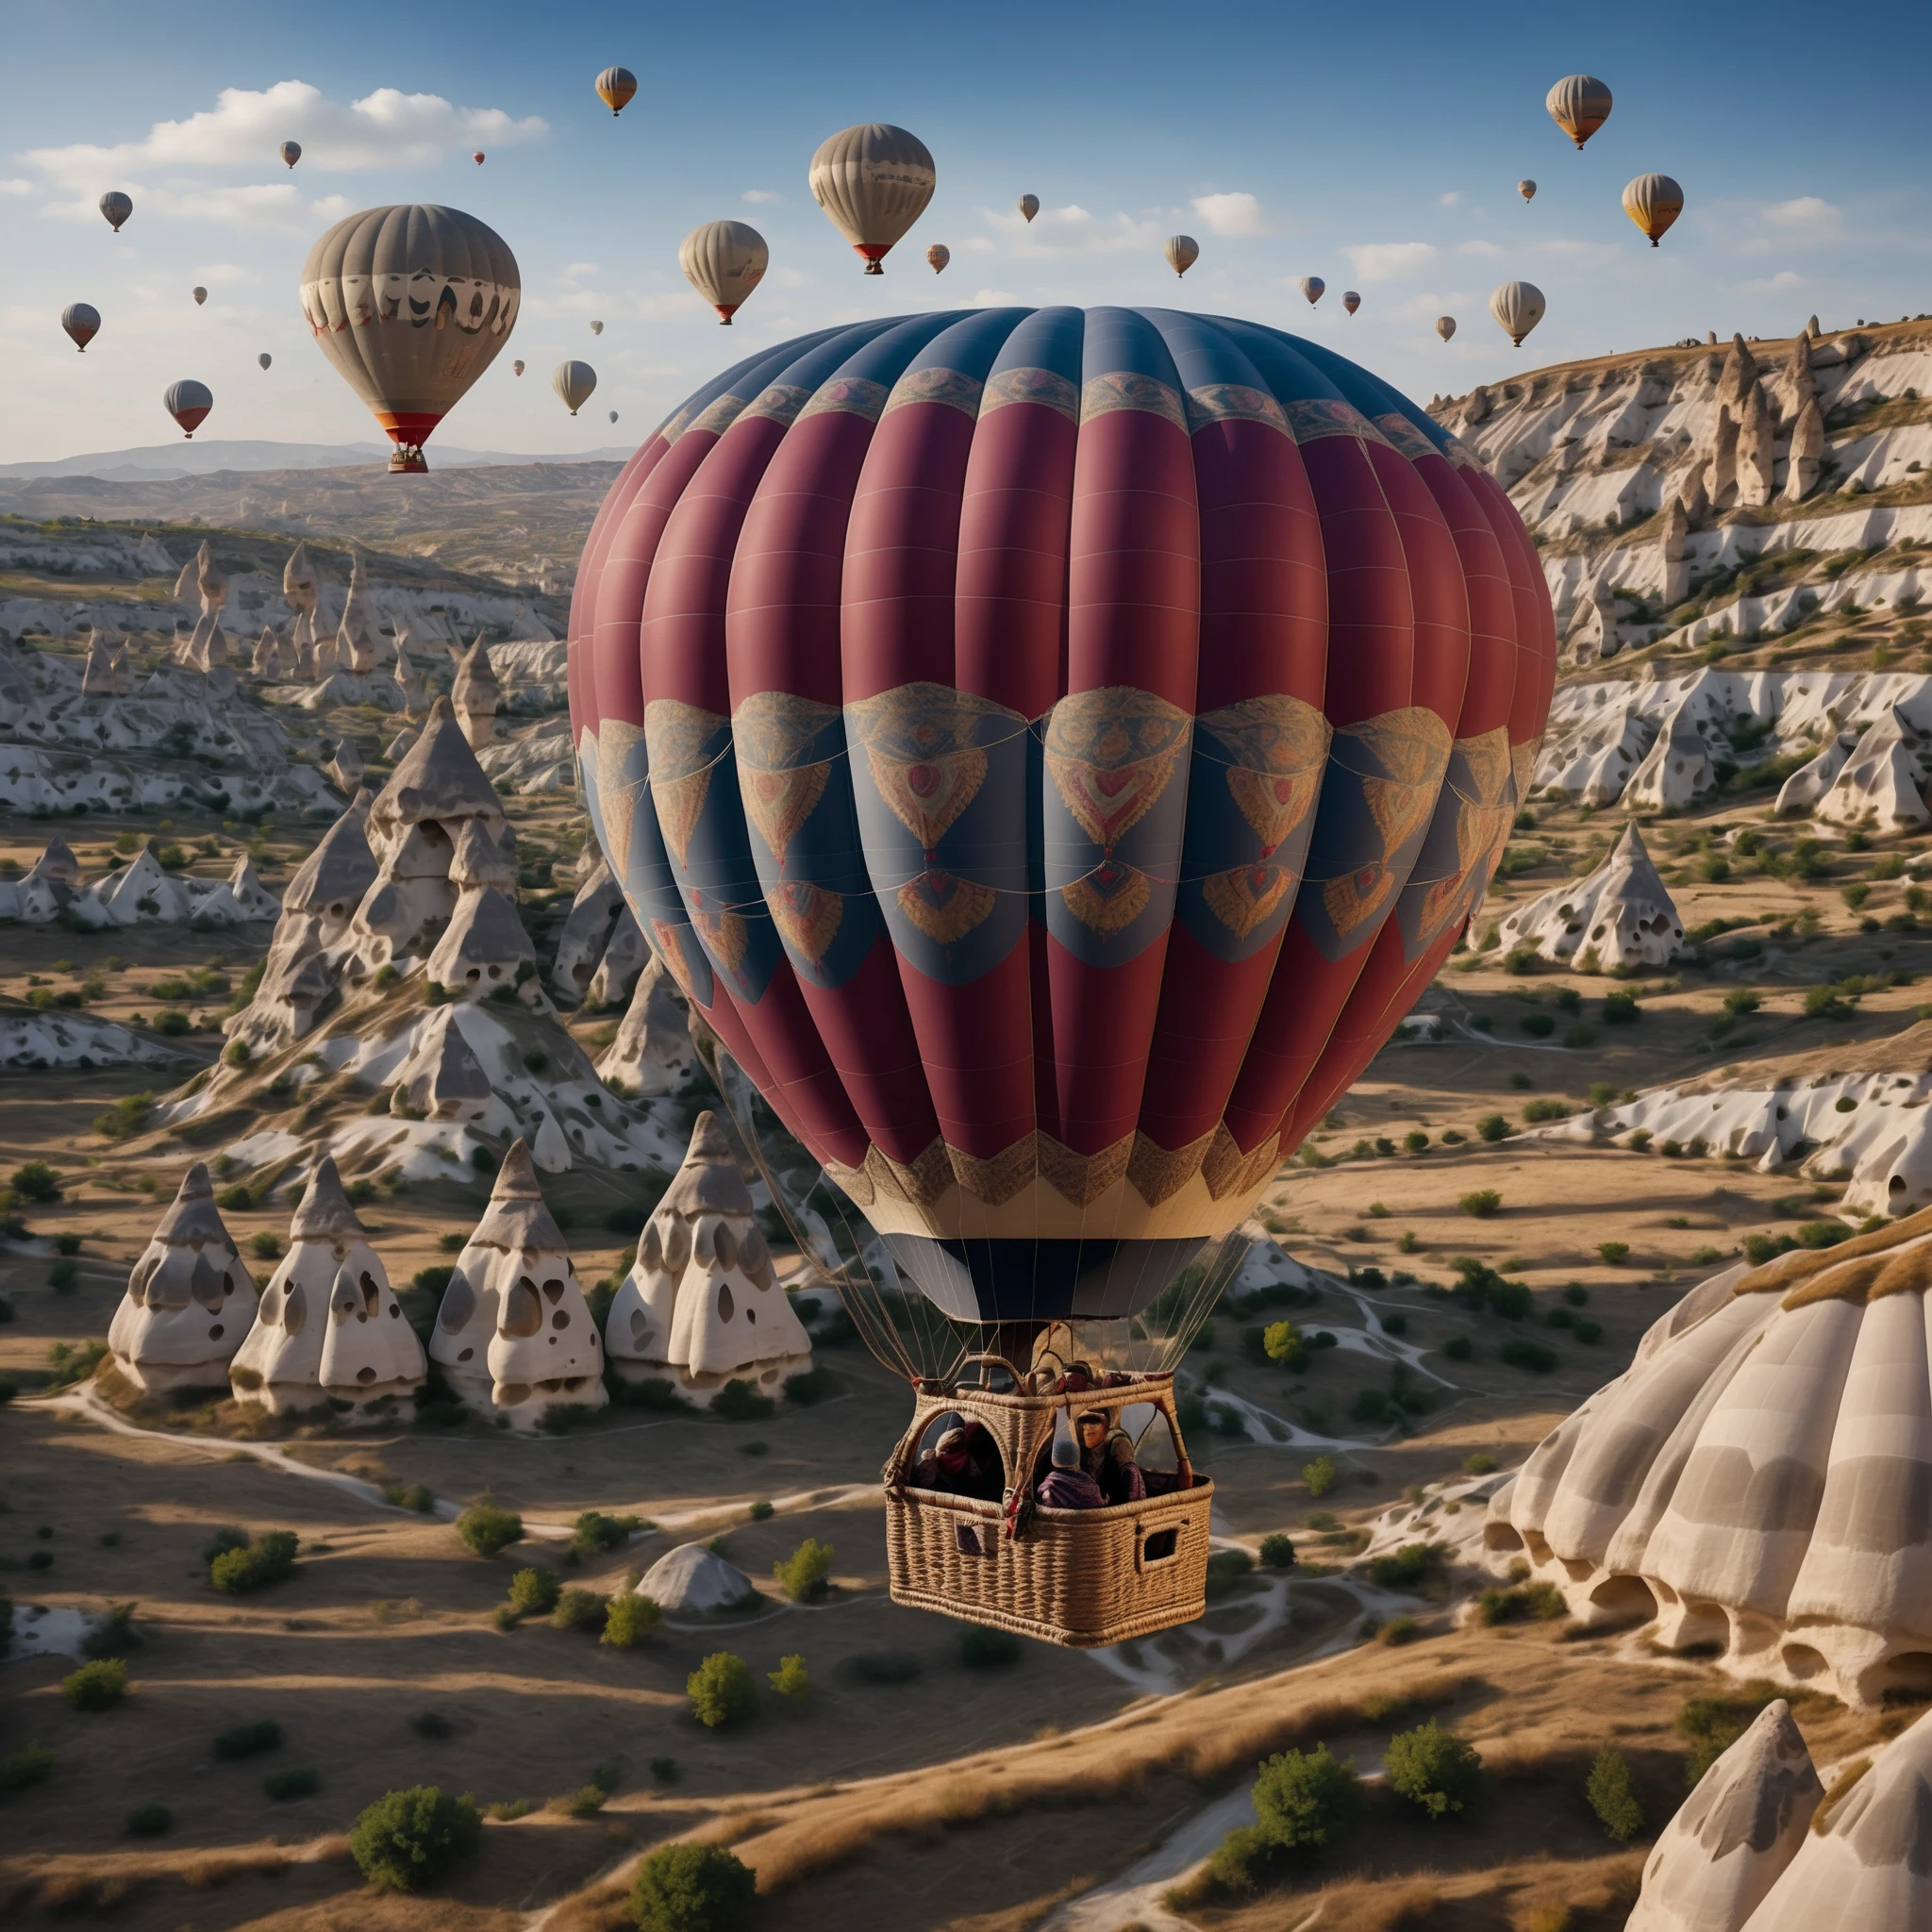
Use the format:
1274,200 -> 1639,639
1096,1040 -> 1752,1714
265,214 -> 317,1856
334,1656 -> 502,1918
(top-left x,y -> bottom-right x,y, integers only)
565,308 -> 1556,1647
1342,291 -> 1360,315
280,142 -> 301,169
596,65 -> 638,116
192,287 -> 208,306
808,123 -> 935,274
926,243 -> 950,274
473,152 -> 485,166
553,359 -> 596,415
1018,192 -> 1040,223
1622,173 -> 1684,248
1164,234 -> 1199,277
300,204 -> 521,474
679,220 -> 769,325
99,192 -> 131,233
60,303 -> 100,353
258,352 -> 272,371
1518,179 -> 1537,201
1435,315 -> 1457,341
1299,276 -> 1325,306
1490,280 -> 1546,347
164,378 -> 212,439
609,409 -> 619,424
591,320 -> 604,336
1546,75 -> 1612,150
513,359 -> 525,375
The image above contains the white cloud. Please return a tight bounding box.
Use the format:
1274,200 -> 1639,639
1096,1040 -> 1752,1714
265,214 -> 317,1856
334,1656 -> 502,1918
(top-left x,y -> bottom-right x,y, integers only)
24,79 -> 545,182
741,189 -> 782,205
1456,239 -> 1503,258
973,289 -> 1024,305
1191,192 -> 1268,238
960,236 -> 997,256
1341,241 -> 1438,282
0,178 -> 34,196
982,204 -> 1162,258
772,268 -> 809,290
1741,269 -> 1807,293
46,180 -> 355,232
559,262 -> 600,283
1438,191 -> 1466,208
1764,196 -> 1841,236
192,262 -> 258,287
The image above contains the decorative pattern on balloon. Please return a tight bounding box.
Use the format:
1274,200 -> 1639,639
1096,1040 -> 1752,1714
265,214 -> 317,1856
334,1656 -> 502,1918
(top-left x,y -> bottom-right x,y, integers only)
980,365 -> 1078,421
1079,370 -> 1188,434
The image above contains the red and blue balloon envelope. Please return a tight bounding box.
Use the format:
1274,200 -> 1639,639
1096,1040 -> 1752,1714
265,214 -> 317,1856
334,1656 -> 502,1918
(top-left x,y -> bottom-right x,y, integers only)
568,308 -> 1553,1354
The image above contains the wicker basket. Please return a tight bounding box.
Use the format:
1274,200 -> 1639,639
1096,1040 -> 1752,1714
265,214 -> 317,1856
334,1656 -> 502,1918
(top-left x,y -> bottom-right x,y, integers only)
883,1368 -> 1211,1648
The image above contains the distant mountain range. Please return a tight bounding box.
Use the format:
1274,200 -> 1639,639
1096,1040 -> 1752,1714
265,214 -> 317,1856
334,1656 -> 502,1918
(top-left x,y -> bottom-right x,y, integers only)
0,440 -> 635,483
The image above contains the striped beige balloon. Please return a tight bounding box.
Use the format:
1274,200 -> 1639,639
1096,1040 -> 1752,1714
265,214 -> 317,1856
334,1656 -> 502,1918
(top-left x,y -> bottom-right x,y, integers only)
1622,173 -> 1685,248
678,220 -> 770,325
1489,280 -> 1546,347
552,359 -> 597,415
925,242 -> 950,274
1163,234 -> 1199,278
808,123 -> 935,274
1545,74 -> 1612,150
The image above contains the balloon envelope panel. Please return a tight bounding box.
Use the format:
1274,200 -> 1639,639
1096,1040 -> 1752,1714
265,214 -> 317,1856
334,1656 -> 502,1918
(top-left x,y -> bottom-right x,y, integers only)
569,309 -> 1553,1323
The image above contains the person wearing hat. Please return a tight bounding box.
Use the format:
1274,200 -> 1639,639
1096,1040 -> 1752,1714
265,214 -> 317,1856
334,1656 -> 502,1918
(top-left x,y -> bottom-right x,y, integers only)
1074,1409 -> 1110,1481
912,1421 -> 1004,1502
1099,1428 -> 1147,1507
1036,1426 -> 1106,1510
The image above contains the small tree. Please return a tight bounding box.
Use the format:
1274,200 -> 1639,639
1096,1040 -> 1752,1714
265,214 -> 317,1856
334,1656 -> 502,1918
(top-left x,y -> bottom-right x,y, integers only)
1301,1455 -> 1340,1499
1262,1319 -> 1305,1367
773,1537 -> 833,1603
456,1504 -> 523,1558
628,1841 -> 756,1932
1587,1746 -> 1646,1843
507,1568 -> 559,1618
768,1654 -> 810,1704
603,1592 -> 663,1649
687,1652 -> 758,1729
1385,1720 -> 1483,1819
551,1588 -> 608,1633
1253,1741 -> 1363,1852
349,1785 -> 483,1892
62,1658 -> 127,1711
1258,1534 -> 1296,1570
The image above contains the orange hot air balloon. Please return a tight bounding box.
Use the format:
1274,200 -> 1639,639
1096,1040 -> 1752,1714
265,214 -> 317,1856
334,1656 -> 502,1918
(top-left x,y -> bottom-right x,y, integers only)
164,378 -> 212,439
61,303 -> 100,352
1622,174 -> 1684,248
596,66 -> 638,116
926,243 -> 950,274
1546,75 -> 1612,150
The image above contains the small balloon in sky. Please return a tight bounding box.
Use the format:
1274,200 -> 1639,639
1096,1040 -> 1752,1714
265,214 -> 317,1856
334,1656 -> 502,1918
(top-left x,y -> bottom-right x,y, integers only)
1342,291 -> 1360,315
1435,314 -> 1457,341
512,359 -> 525,375
164,378 -> 212,439
553,359 -> 596,415
473,151 -> 485,166
1490,280 -> 1546,346
678,220 -> 769,324
1546,74 -> 1612,149
61,302 -> 101,352
192,287 -> 208,306
1518,179 -> 1536,201
595,66 -> 637,116
280,142 -> 302,169
1299,275 -> 1324,306
608,409 -> 619,424
925,242 -> 950,273
808,122 -> 936,274
1018,192 -> 1039,222
258,352 -> 272,370
1622,173 -> 1685,247
590,320 -> 603,335
99,192 -> 131,232
1163,234 -> 1198,277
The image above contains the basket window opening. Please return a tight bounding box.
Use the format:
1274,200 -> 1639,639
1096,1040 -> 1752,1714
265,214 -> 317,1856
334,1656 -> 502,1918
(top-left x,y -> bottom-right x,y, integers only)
954,1521 -> 992,1557
908,1408 -> 1008,1495
1141,1526 -> 1180,1563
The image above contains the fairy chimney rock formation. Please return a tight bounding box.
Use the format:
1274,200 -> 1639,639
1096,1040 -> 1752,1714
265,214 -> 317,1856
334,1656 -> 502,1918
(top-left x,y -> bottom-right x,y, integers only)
425,885 -> 537,1002
107,1164 -> 258,1392
181,540 -> 230,673
335,547 -> 382,675
327,736 -> 365,795
228,1157 -> 425,1416
1738,381 -> 1777,508
430,1139 -> 608,1427
1659,495 -> 1691,608
1707,403 -> 1741,511
1784,393 -> 1825,503
451,633 -> 501,751
390,1006 -> 493,1120
1492,824 -> 1683,969
598,951 -> 699,1094
283,541 -> 320,676
81,626 -> 126,695
604,1110 -> 811,1406
552,858 -> 624,1000
1625,1700 -> 1822,1932
252,626 -> 285,679
586,906 -> 647,1009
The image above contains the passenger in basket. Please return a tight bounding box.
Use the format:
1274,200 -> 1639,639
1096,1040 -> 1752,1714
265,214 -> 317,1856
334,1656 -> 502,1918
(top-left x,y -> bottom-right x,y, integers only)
1099,1427 -> 1147,1507
1074,1409 -> 1110,1481
1035,1428 -> 1106,1510
914,1425 -> 1004,1502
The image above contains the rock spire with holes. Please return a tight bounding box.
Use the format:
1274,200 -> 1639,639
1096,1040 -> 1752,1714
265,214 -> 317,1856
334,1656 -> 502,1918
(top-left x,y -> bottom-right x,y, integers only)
108,1164 -> 258,1392
1491,823 -> 1683,968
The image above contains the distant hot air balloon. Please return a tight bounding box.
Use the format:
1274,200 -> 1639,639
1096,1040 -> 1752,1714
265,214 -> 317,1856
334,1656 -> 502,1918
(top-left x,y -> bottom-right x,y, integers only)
300,203 -> 521,474
258,352 -> 272,371
280,142 -> 301,169
1163,234 -> 1199,277
1435,315 -> 1457,341
513,359 -> 525,375
1342,291 -> 1360,315
1490,280 -> 1546,347
608,409 -> 619,424
679,220 -> 769,325
473,152 -> 486,166
1518,179 -> 1537,202
591,320 -> 604,336
192,287 -> 208,306
553,359 -> 596,415
925,243 -> 950,274
595,65 -> 638,116
1018,192 -> 1040,223
164,378 -> 212,439
99,192 -> 131,233
808,123 -> 935,274
61,303 -> 100,353
1546,75 -> 1612,150
1622,173 -> 1685,248
1299,276 -> 1325,306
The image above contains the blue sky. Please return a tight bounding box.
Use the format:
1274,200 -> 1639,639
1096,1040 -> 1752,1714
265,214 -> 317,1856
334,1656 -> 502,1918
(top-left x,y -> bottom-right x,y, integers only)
3,0 -> 1929,463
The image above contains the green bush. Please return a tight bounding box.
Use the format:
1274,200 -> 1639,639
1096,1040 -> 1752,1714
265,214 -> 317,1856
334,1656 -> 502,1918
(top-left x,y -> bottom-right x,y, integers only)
604,1592 -> 663,1649
456,1504 -> 524,1558
572,1509 -> 644,1558
11,1161 -> 62,1204
628,1841 -> 757,1932
1369,1542 -> 1445,1591
773,1537 -> 834,1604
552,1588 -> 609,1633
960,1625 -> 1023,1668
1385,1719 -> 1483,1819
1443,1335 -> 1474,1361
1381,1614 -> 1419,1645
1598,1241 -> 1631,1265
710,1378 -> 774,1423
1301,1455 -> 1340,1498
1259,1533 -> 1297,1570
508,1567 -> 560,1617
349,1785 -> 483,1891
1202,1822 -> 1280,1895
782,1365 -> 835,1405
125,1800 -> 172,1836
1206,1549 -> 1255,1598
687,1652 -> 758,1729
1458,1189 -> 1503,1218
1261,1318 -> 1306,1367
1587,1745 -> 1646,1842
214,1718 -> 284,1759
1602,992 -> 1640,1024
1499,1337 -> 1557,1374
768,1653 -> 811,1703
265,1767 -> 321,1800
62,1658 -> 127,1710
382,1481 -> 436,1514
210,1530 -> 299,1593
0,1744 -> 56,1794
1475,1114 -> 1510,1143
1476,1581 -> 1567,1626
552,1784 -> 608,1817
81,1601 -> 140,1660
1253,1740 -> 1364,1851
